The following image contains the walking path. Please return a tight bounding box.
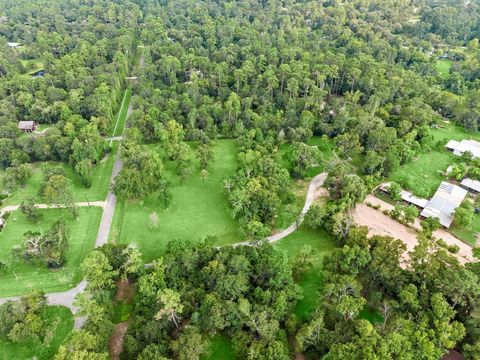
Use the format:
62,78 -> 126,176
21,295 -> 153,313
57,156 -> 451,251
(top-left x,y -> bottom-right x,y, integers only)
0,201 -> 105,217
233,172 -> 327,247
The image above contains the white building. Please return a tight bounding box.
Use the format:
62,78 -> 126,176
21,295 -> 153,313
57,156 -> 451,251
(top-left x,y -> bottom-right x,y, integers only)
6,42 -> 21,48
420,182 -> 468,228
445,139 -> 480,159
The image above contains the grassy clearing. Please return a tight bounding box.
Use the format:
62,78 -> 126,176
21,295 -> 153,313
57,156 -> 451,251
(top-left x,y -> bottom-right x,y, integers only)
274,226 -> 337,321
112,140 -> 242,262
0,207 -> 102,297
436,58 -> 453,76
203,334 -> 236,360
0,305 -> 73,360
20,58 -> 44,75
390,122 -> 480,198
449,212 -> 480,246
3,144 -> 117,206
359,307 -> 384,324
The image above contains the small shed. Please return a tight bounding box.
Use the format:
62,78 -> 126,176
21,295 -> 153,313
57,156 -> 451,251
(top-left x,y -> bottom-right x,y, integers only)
7,42 -> 22,48
18,121 -> 38,133
460,178 -> 480,193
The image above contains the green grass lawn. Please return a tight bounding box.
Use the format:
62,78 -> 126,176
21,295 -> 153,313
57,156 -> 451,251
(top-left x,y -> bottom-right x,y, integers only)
3,144 -> 117,206
449,212 -> 480,246
110,88 -> 132,137
20,58 -> 44,75
0,207 -> 102,297
359,307 -> 384,324
111,140 -> 242,262
0,305 -> 73,360
390,122 -> 480,198
274,226 -> 337,321
436,58 -> 453,76
203,334 -> 236,360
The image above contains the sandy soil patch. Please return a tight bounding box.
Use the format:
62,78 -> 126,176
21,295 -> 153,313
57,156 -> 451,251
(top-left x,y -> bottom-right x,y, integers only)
353,195 -> 475,265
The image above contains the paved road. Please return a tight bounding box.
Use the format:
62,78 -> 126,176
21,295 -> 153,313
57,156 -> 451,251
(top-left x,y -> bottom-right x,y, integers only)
0,201 -> 105,216
233,172 -> 327,247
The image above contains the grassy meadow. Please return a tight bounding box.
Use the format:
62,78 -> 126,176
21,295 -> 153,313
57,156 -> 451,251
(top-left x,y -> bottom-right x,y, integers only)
0,207 -> 102,297
111,140 -> 242,262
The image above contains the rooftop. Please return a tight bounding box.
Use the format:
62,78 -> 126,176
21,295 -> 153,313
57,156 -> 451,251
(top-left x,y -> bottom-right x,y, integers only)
420,181 -> 468,228
18,121 -> 37,130
445,139 -> 480,159
460,178 -> 480,193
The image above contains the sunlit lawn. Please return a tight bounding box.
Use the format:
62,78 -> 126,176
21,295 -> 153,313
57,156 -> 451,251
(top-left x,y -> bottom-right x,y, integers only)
0,207 -> 102,297
203,334 -> 236,360
274,226 -> 337,321
3,144 -> 117,206
436,58 -> 453,76
112,140 -> 242,262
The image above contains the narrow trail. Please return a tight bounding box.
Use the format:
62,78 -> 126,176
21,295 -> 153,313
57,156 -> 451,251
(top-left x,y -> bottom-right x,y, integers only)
0,201 -> 105,217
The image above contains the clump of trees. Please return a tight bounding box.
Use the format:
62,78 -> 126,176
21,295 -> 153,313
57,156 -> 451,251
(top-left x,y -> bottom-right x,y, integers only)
0,291 -> 48,344
122,239 -> 300,360
20,220 -> 69,268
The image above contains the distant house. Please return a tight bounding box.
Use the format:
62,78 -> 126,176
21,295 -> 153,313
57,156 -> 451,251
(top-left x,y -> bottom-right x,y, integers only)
445,139 -> 480,159
420,182 -> 468,228
18,121 -> 38,133
6,42 -> 21,48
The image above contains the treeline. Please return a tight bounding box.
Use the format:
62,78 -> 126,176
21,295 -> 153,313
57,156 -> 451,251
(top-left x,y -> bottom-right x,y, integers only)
0,0 -> 140,185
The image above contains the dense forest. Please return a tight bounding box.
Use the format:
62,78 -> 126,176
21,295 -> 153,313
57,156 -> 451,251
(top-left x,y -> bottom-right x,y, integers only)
1,0 -> 480,359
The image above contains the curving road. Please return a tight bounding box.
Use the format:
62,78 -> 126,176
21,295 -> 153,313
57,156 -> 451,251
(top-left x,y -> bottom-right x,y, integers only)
233,172 -> 327,247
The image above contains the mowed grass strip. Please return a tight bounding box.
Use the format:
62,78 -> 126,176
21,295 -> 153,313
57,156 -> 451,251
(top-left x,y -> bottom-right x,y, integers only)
3,144 -> 117,206
0,207 -> 102,297
274,226 -> 336,321
112,140 -> 242,262
0,305 -> 73,360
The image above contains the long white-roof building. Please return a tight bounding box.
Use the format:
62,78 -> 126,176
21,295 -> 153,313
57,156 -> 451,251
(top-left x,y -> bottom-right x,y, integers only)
445,139 -> 480,159
420,181 -> 468,228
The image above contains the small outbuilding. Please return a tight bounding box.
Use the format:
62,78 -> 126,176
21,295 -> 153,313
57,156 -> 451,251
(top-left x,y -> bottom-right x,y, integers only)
420,181 -> 468,228
6,42 -> 22,48
460,178 -> 480,193
18,121 -> 38,133
445,139 -> 480,159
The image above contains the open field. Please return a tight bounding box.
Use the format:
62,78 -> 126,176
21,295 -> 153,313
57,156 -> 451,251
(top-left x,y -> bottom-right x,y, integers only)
274,226 -> 337,320
112,140 -> 242,262
390,122 -> 480,198
3,145 -> 117,206
436,58 -> 453,76
0,207 -> 102,297
0,305 -> 73,360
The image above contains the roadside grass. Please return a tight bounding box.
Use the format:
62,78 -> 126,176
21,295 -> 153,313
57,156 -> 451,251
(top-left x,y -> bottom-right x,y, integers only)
436,59 -> 453,76
0,207 -> 102,297
203,334 -> 236,360
274,226 -> 337,321
0,305 -> 73,360
112,140 -> 242,262
110,88 -> 132,137
449,213 -> 480,246
3,143 -> 117,206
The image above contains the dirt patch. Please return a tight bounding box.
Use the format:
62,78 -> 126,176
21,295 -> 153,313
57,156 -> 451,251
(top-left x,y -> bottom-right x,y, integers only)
108,322 -> 129,360
115,279 -> 134,302
352,195 -> 475,265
